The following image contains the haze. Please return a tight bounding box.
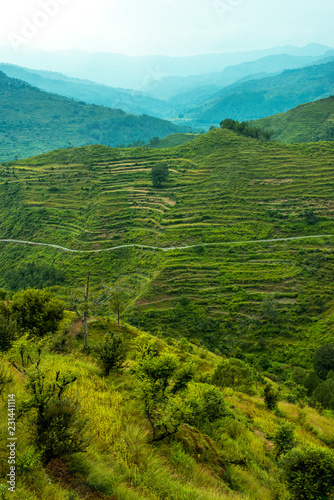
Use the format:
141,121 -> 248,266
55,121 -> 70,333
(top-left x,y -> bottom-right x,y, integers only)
0,0 -> 333,57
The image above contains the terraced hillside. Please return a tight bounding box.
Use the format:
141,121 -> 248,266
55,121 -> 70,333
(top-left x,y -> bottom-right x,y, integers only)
254,96 -> 334,143
1,129 -> 334,362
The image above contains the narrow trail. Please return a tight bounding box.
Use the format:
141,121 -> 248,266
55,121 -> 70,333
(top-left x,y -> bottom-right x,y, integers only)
0,234 -> 333,254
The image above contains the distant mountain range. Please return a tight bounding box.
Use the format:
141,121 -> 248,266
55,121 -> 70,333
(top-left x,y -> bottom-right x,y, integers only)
0,72 -> 188,162
1,49 -> 334,126
0,43 -> 332,90
253,96 -> 334,143
182,59 -> 334,126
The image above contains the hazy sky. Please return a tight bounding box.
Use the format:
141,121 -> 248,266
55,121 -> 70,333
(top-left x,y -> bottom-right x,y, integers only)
1,0 -> 334,56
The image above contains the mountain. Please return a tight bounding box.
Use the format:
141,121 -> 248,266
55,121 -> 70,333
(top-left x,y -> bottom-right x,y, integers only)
0,63 -> 170,119
183,59 -> 334,126
253,96 -> 334,143
0,43 -> 332,89
150,52 -> 334,102
0,71 -> 189,162
1,52 -> 332,129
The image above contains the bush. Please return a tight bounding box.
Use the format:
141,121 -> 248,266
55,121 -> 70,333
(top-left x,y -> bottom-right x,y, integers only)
312,378 -> 334,410
282,447 -> 334,499
11,289 -> 65,337
273,422 -> 295,459
264,383 -> 279,410
36,396 -> 88,464
0,304 -> 16,352
314,344 -> 334,380
212,358 -> 255,392
95,332 -> 128,375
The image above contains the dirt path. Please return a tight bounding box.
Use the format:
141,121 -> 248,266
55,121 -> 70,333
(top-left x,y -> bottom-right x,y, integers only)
0,234 -> 333,254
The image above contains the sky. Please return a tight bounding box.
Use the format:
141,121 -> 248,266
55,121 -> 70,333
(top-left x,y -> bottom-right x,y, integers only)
0,0 -> 334,56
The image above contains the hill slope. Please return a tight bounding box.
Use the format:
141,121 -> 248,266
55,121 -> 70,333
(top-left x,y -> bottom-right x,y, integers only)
0,71 -> 188,162
253,96 -> 334,143
185,60 -> 334,126
0,63 -> 171,119
1,129 -> 334,363
1,314 -> 333,500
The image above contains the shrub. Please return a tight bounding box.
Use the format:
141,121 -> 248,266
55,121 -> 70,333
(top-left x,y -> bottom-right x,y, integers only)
273,422 -> 295,459
264,383 -> 279,410
314,344 -> 334,380
95,332 -> 128,375
312,378 -> 334,410
0,305 -> 16,352
37,396 -> 88,464
282,447 -> 334,499
212,358 -> 256,392
11,289 -> 65,337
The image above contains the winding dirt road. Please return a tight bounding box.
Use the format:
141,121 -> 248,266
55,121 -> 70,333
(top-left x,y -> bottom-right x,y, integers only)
0,235 -> 333,254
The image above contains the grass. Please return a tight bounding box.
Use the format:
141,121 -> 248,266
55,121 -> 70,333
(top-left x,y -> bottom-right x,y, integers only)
1,316 -> 333,499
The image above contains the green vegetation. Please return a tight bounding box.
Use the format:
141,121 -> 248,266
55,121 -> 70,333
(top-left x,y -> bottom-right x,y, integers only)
1,128 -> 334,370
147,133 -> 200,149
151,163 -> 169,188
220,118 -> 273,141
1,302 -> 334,499
0,71 -> 188,162
185,60 -> 334,125
254,96 -> 334,143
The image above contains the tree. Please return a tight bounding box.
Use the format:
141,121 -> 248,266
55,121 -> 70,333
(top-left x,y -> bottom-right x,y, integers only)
303,369 -> 320,396
8,336 -> 87,464
11,289 -> 64,338
312,378 -> 334,410
72,275 -> 134,345
212,358 -> 256,392
282,447 -> 334,499
132,338 -> 195,442
95,331 -> 128,375
151,164 -> 169,188
109,277 -> 132,325
314,344 -> 334,380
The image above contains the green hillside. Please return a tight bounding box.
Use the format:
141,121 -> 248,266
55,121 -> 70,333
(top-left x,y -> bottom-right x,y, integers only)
253,96 -> 334,143
185,60 -> 334,126
1,128 -> 334,366
147,133 -> 200,148
1,129 -> 334,499
1,311 -> 334,500
0,71 -> 188,163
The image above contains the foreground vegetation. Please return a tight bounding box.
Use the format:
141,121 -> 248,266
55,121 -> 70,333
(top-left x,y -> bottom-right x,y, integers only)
1,290 -> 334,499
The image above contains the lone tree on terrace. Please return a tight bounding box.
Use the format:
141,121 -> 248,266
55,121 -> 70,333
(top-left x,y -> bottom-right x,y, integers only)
151,164 -> 169,188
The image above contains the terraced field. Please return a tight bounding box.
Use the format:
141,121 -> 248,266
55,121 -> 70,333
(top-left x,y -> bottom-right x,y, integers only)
1,129 -> 334,361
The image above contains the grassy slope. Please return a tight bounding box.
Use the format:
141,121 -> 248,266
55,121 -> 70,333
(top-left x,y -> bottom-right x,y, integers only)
185,60 -> 334,125
0,315 -> 333,500
1,129 -> 334,364
146,133 -> 200,148
253,96 -> 334,143
0,72 -> 187,163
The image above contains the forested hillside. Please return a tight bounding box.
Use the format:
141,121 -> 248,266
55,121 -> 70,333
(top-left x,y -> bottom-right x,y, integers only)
0,72 -> 188,162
